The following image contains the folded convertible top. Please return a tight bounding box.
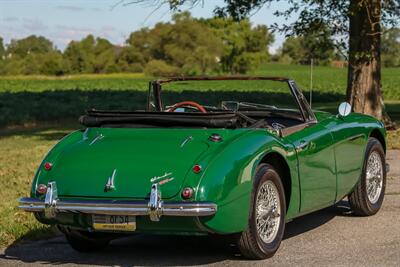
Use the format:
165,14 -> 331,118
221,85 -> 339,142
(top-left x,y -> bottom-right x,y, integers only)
79,109 -> 242,128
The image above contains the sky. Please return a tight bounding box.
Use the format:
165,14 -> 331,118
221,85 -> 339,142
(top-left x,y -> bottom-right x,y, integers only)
0,0 -> 294,53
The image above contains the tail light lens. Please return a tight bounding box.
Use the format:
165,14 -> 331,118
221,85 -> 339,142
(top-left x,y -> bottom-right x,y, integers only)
43,162 -> 52,171
181,187 -> 194,199
192,164 -> 202,173
36,184 -> 47,194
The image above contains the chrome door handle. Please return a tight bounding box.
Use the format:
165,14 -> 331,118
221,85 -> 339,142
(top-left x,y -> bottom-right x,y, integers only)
296,141 -> 309,151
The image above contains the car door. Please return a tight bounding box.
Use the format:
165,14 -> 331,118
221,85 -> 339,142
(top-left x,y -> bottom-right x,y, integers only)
284,121 -> 337,214
325,117 -> 366,201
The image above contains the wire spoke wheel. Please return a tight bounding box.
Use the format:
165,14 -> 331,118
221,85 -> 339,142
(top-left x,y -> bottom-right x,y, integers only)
366,151 -> 383,204
348,137 -> 386,216
255,180 -> 281,244
237,164 -> 285,259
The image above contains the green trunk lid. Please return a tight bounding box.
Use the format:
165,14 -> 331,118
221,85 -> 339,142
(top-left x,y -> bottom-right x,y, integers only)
51,128 -> 211,199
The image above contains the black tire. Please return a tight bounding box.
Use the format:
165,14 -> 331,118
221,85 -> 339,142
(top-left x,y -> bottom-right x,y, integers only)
348,137 -> 386,216
237,163 -> 286,260
64,229 -> 111,252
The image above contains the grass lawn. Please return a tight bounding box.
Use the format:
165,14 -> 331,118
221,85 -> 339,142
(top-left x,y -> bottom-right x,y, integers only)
0,125 -> 76,247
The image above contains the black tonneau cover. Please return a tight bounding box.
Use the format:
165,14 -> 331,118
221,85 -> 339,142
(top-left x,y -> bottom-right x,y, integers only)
80,109 -> 243,128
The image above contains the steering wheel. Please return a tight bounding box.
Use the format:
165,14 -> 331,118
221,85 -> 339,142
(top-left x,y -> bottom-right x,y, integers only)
168,101 -> 207,113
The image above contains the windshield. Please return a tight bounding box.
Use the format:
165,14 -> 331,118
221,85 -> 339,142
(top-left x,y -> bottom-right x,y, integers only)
150,79 -> 302,115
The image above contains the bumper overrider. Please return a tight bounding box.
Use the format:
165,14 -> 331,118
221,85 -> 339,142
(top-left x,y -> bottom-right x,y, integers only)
18,182 -> 217,222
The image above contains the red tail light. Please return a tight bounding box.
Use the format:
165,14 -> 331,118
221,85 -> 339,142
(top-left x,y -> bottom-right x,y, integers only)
43,162 -> 52,171
36,184 -> 47,194
181,187 -> 194,199
192,164 -> 202,173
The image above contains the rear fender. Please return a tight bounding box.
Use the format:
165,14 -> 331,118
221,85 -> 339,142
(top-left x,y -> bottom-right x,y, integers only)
194,130 -> 298,234
31,130 -> 84,198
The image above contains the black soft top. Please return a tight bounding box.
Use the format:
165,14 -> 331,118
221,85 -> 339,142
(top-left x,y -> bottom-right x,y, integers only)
80,109 -> 245,128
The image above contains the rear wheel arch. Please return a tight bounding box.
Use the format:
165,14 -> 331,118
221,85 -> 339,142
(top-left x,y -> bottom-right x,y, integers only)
369,128 -> 386,153
258,152 -> 291,212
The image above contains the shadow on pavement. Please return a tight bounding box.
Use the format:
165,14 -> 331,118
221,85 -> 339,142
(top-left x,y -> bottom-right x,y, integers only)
2,235 -> 236,266
2,201 -> 352,266
284,200 -> 351,239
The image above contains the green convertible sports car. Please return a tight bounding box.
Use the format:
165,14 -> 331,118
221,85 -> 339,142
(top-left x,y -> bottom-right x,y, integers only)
19,77 -> 388,259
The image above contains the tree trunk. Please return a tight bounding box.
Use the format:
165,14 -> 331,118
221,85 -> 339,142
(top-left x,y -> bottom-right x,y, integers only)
346,0 -> 393,127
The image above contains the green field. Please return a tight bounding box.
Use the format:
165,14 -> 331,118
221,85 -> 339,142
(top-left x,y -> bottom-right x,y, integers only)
0,63 -> 399,248
0,64 -> 399,98
0,63 -> 399,127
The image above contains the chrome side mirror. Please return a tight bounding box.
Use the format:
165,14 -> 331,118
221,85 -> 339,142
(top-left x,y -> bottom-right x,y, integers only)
338,102 -> 352,117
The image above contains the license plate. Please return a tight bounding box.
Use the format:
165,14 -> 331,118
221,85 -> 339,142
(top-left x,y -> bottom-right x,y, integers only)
92,214 -> 136,232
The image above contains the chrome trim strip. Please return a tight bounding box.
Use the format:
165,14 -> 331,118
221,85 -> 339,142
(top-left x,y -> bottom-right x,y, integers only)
89,133 -> 104,146
18,197 -> 217,217
180,135 -> 193,148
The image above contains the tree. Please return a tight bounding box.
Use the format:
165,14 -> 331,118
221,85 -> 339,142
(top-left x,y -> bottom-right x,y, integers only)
219,0 -> 399,125
134,0 -> 399,125
279,37 -> 305,65
115,46 -> 145,72
6,35 -> 55,58
1,35 -> 66,75
0,37 -> 4,74
126,12 -> 273,75
0,37 -> 4,59
64,35 -> 116,73
127,12 -> 223,75
202,17 -> 274,73
91,38 -> 116,73
279,31 -> 335,65
382,28 -> 400,67
64,39 -> 94,73
39,52 -> 66,75
164,12 -> 223,75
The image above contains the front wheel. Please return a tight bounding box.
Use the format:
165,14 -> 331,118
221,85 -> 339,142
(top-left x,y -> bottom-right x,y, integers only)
237,163 -> 286,259
348,137 -> 386,216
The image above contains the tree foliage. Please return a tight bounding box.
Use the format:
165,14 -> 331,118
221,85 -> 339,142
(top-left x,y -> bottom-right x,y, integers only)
127,12 -> 223,75
0,37 -> 4,59
158,0 -> 399,123
382,28 -> 400,67
63,35 -> 115,74
0,35 -> 65,75
201,16 -> 274,73
0,12 -> 275,76
278,30 -> 336,65
7,35 -> 55,58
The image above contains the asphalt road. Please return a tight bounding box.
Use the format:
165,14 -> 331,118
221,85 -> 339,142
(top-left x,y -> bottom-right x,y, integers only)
1,151 -> 399,267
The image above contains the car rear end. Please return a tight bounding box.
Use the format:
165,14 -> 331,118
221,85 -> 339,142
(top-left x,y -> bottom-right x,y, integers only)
18,127 -> 244,235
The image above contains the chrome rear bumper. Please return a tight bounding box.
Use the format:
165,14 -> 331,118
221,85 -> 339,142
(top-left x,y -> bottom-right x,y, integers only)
18,182 -> 217,222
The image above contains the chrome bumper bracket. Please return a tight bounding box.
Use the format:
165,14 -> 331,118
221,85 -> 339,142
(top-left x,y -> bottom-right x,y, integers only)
44,181 -> 58,218
148,183 -> 162,222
